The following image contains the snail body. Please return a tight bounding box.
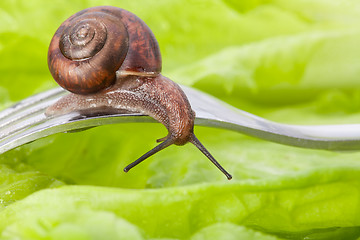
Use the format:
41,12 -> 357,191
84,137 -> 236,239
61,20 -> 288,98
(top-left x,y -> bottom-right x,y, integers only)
46,6 -> 232,180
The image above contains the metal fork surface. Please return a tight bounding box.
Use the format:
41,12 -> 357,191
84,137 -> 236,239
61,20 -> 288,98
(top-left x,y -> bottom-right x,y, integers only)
0,85 -> 360,155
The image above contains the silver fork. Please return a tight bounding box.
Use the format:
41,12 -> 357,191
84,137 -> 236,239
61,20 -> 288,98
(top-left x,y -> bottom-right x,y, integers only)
0,85 -> 360,155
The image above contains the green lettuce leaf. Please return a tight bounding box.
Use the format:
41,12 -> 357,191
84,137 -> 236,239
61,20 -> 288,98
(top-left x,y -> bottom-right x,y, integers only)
1,0 -> 360,239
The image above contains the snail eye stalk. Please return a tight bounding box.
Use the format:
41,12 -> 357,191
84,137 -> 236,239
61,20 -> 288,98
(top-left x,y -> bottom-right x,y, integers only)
123,138 -> 174,172
190,134 -> 232,180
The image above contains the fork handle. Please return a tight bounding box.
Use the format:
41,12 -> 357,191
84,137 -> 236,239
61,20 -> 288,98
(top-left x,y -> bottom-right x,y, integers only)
183,86 -> 360,151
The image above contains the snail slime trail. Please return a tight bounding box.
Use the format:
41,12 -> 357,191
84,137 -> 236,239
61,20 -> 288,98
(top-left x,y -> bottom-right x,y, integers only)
46,6 -> 232,180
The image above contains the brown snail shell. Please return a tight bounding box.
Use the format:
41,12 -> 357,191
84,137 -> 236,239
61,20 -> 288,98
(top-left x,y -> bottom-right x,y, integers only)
48,6 -> 161,94
46,6 -> 232,180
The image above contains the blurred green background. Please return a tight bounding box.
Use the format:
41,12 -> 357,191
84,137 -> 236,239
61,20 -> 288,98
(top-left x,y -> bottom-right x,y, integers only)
1,0 -> 360,239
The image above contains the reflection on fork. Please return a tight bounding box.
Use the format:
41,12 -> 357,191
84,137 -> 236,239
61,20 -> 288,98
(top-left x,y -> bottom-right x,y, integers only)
0,85 -> 360,156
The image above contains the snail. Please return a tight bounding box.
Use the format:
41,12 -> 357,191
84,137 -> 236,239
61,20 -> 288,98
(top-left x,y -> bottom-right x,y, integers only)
46,6 -> 232,180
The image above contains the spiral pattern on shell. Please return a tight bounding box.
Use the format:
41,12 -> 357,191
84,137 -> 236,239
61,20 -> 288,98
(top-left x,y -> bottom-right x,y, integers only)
60,19 -> 108,60
48,6 -> 162,95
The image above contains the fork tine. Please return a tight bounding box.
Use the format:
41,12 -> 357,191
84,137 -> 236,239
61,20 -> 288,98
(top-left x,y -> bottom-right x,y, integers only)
0,87 -> 151,155
0,88 -> 66,140
0,112 -> 70,154
0,88 -> 65,126
0,112 -> 151,155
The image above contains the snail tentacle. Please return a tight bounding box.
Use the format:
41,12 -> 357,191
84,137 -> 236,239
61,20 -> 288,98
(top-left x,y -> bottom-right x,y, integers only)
123,137 -> 174,172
